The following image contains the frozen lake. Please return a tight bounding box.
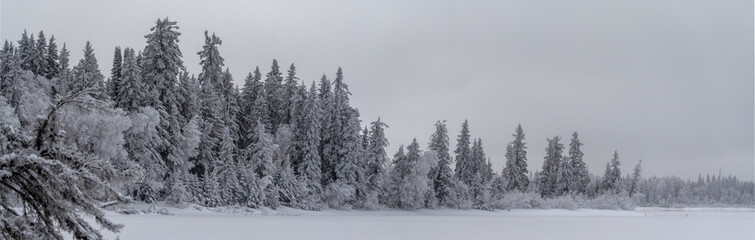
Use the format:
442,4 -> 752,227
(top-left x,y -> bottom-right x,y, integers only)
102,208 -> 755,240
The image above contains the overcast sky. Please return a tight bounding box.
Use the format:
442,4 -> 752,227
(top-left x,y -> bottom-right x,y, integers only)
2,0 -> 753,180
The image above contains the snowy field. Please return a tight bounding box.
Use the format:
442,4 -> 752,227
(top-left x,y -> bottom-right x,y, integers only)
98,206 -> 755,240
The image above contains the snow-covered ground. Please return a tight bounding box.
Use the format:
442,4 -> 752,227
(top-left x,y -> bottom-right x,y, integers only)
99,205 -> 754,240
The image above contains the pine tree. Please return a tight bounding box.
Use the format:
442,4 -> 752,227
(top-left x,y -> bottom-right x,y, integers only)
502,124 -> 529,191
538,136 -> 563,198
568,132 -> 589,194
109,47 -> 122,99
428,120 -> 458,207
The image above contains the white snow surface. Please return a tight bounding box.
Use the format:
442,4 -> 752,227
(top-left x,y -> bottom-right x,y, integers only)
98,204 -> 754,240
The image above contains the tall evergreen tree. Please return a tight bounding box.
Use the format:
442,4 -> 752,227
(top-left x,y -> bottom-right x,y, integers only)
555,155 -> 573,196
290,82 -> 323,209
116,48 -> 146,111
454,120 -> 475,187
364,118 -> 389,207
538,136 -> 563,198
58,43 -> 70,77
70,41 -> 105,96
109,46 -> 122,99
330,68 -> 364,204
502,124 -> 529,191
45,35 -> 60,79
283,63 -> 299,124
568,132 -> 589,194
30,31 -> 48,76
318,74 -> 334,184
264,59 -> 285,131
17,30 -> 33,71
238,67 -> 264,148
428,120 -> 457,207
602,151 -> 622,193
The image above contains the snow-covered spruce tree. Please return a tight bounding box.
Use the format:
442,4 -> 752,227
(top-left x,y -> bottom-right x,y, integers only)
555,155 -> 573,196
17,31 -> 36,73
177,71 -> 200,123
568,132 -> 589,194
327,68 -> 365,207
69,41 -> 105,98
470,138 -> 490,206
601,151 -> 622,194
238,67 -> 263,148
0,84 -> 133,239
115,48 -> 145,111
538,136 -> 563,198
58,43 -> 70,77
318,74 -> 335,185
264,59 -> 285,132
45,35 -> 60,79
289,82 -> 323,210
108,46 -> 122,100
363,118 -> 389,208
274,124 -> 304,208
282,63 -> 300,124
249,120 -> 279,208
502,124 -> 529,192
454,120 -> 476,200
427,120 -> 459,207
389,139 -> 433,209
140,18 -> 202,204
30,31 -> 48,77
0,41 -> 24,108
628,159 -> 642,197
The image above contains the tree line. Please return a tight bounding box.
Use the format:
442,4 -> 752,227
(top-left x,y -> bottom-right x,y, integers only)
1,18 -> 752,239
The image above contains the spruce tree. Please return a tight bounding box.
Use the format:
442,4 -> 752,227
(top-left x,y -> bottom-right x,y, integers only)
428,120 -> 457,207
454,120 -> 475,187
31,31 -> 48,76
45,35 -> 60,79
364,118 -> 389,207
291,82 -> 323,209
538,136 -> 563,198
70,41 -> 105,98
502,124 -> 529,191
109,46 -> 122,99
116,48 -> 146,111
264,59 -> 285,132
238,67 -> 263,148
568,132 -> 589,194
601,151 -> 622,193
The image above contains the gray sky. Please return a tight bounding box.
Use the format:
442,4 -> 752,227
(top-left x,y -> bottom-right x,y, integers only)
2,0 -> 753,180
